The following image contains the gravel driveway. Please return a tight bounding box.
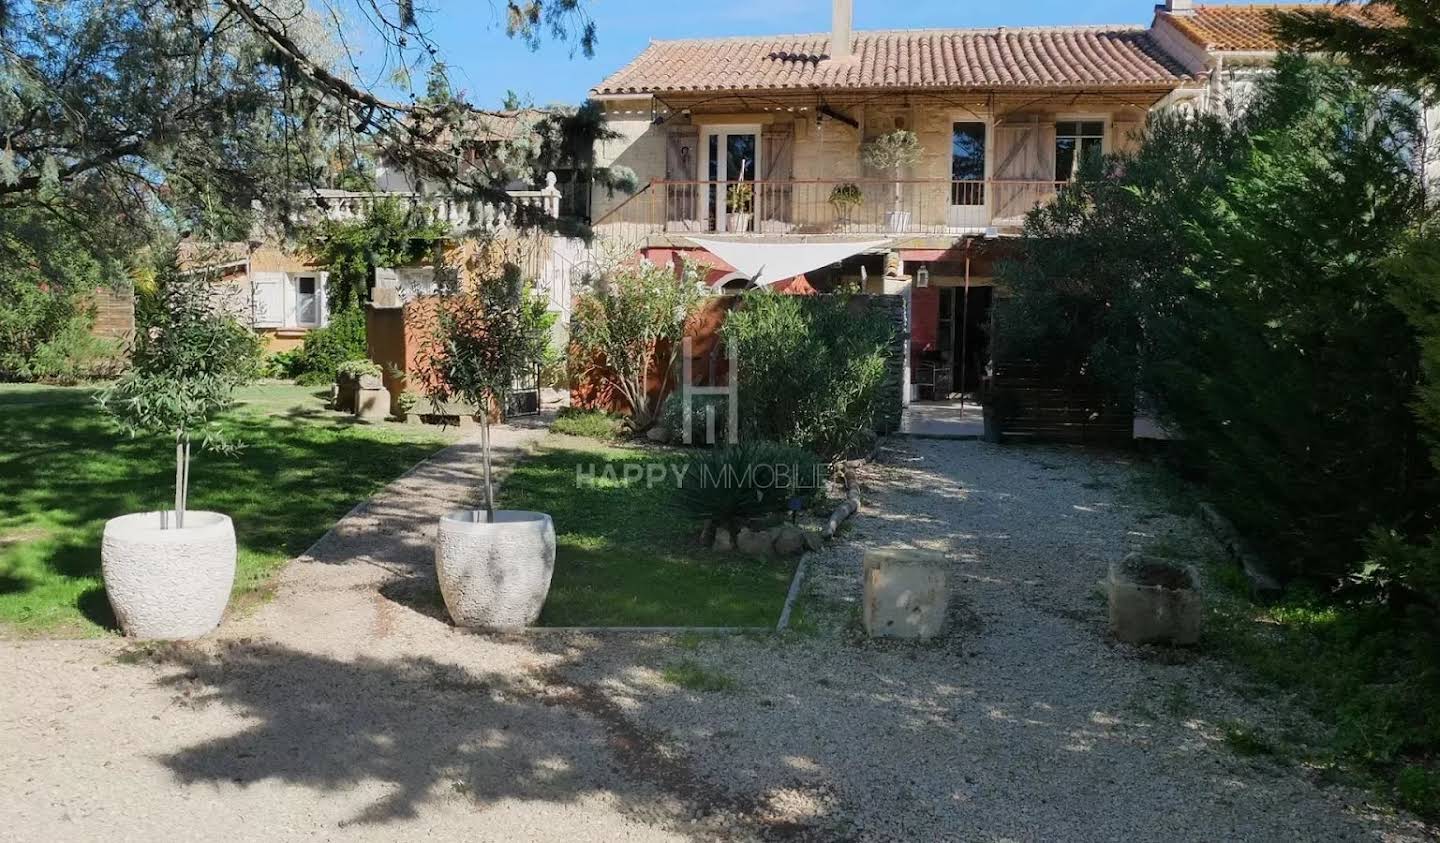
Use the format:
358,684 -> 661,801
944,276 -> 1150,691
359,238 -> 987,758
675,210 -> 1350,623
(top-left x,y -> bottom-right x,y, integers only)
2,435 -> 1431,841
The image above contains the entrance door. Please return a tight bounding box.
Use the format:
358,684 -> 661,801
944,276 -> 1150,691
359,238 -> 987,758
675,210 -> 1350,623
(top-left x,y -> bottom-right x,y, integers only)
947,121 -> 988,229
702,128 -> 759,233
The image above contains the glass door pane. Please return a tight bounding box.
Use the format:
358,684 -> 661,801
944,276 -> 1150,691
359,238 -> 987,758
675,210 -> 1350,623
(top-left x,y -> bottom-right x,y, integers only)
296,276 -> 318,325
724,133 -> 756,233
951,122 -> 985,205
707,134 -> 719,231
948,122 -> 987,228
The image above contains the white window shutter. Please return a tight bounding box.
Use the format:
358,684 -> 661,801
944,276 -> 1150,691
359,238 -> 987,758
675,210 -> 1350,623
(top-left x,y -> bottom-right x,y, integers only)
318,272 -> 330,326
251,272 -> 285,327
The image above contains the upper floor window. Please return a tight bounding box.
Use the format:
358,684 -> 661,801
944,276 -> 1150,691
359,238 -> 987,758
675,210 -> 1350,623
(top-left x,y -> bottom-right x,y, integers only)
1055,121 -> 1104,181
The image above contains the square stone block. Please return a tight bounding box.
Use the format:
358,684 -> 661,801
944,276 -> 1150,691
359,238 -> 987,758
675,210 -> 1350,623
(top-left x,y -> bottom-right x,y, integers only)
862,548 -> 949,639
355,387 -> 391,421
1107,554 -> 1202,645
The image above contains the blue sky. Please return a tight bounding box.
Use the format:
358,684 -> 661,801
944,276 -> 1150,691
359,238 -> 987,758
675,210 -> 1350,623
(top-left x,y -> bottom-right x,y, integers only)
407,0 -> 1299,107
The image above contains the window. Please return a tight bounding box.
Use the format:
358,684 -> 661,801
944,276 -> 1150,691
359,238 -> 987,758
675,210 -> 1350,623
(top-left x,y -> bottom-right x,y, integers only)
295,276 -> 318,326
1054,120 -> 1105,181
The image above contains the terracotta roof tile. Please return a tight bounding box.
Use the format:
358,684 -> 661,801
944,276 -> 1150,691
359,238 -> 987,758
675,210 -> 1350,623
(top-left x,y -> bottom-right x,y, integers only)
591,26 -> 1192,96
1162,3 -> 1399,52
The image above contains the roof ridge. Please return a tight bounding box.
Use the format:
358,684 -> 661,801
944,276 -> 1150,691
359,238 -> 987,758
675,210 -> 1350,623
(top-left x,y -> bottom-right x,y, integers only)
646,23 -> 1150,46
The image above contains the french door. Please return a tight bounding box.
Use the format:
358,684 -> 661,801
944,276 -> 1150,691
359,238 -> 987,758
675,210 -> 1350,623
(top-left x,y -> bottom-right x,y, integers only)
948,121 -> 989,229
701,127 -> 760,233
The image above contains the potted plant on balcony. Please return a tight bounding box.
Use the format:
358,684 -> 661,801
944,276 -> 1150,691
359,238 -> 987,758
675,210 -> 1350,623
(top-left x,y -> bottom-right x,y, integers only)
726,181 -> 754,233
414,271 -> 557,628
862,130 -> 923,233
96,255 -> 260,639
828,182 -> 863,229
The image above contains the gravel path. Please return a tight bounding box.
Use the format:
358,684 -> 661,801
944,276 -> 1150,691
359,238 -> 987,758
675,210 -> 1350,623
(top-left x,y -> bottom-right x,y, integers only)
2,435 -> 1432,841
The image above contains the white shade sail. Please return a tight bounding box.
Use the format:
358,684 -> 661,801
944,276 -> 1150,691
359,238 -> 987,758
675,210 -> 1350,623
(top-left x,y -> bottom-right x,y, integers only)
685,237 -> 892,287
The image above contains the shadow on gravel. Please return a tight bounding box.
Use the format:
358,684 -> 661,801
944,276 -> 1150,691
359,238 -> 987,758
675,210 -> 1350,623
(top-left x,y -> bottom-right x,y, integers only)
141,639 -> 825,839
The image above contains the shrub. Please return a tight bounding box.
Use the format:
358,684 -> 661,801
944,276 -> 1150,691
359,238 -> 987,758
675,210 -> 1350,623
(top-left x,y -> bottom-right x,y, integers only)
569,260 -> 705,430
659,390 -> 732,446
0,283 -> 120,383
294,308 -> 367,385
675,441 -> 824,528
260,348 -> 304,379
21,314 -> 122,383
552,406 -> 624,440
722,292 -> 894,459
335,359 -> 382,380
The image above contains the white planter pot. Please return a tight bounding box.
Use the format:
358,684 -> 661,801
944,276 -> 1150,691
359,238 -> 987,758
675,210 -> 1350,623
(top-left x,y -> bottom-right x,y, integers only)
436,510 -> 555,628
101,511 -> 236,639
726,212 -> 752,233
885,210 -> 912,233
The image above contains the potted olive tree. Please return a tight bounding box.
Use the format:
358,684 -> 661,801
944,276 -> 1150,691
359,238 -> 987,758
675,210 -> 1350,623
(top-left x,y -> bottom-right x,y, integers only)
414,272 -> 556,628
828,182 -> 863,228
97,255 -> 260,639
862,130 -> 922,233
726,160 -> 754,233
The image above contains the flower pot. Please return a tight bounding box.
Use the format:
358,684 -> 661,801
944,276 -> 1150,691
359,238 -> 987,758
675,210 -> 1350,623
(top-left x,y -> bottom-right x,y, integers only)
436,510 -> 555,628
101,511 -> 236,639
885,210 -> 912,233
1107,554 -> 1202,645
726,212 -> 752,233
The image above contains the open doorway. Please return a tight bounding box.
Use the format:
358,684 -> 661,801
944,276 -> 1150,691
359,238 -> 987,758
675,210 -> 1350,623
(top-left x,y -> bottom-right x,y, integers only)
937,285 -> 993,396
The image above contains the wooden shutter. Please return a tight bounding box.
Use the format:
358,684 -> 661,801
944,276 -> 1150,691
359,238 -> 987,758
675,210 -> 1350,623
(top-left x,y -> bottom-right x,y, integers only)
665,126 -> 700,227
251,272 -> 285,328
992,119 -> 1056,219
759,124 -> 794,229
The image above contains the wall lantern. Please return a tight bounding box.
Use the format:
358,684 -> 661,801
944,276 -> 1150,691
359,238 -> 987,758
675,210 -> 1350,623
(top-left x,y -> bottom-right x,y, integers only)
915,264 -> 930,288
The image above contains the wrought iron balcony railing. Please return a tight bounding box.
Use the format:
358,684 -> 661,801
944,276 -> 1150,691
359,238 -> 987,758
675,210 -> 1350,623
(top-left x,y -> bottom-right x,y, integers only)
593,178 -> 1067,239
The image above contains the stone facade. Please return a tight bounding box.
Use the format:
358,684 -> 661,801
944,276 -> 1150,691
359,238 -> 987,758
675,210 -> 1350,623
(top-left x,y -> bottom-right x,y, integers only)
88,283 -> 134,343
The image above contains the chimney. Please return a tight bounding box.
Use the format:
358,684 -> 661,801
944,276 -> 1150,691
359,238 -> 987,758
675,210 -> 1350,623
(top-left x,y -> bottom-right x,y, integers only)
1162,0 -> 1194,12
830,0 -> 853,60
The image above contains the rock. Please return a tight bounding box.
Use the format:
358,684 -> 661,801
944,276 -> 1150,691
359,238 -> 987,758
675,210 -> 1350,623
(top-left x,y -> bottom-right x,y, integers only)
735,527 -> 774,557
773,525 -> 806,557
699,519 -> 715,547
646,425 -> 670,443
802,529 -> 824,552
862,548 -> 949,640
1107,554 -> 1202,645
712,527 -> 734,552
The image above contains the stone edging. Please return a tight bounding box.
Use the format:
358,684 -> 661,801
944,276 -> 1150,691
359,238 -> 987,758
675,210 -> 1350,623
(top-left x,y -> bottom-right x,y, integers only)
1197,501 -> 1283,600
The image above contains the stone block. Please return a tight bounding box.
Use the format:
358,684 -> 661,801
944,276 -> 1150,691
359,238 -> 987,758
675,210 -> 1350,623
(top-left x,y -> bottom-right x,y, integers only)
1107,554 -> 1202,646
735,527 -> 774,557
355,387 -> 390,421
773,525 -> 806,557
712,527 -> 734,553
862,548 -> 948,639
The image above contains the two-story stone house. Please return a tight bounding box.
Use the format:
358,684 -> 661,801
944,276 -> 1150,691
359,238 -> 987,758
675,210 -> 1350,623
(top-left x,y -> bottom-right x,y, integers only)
583,0 -> 1408,401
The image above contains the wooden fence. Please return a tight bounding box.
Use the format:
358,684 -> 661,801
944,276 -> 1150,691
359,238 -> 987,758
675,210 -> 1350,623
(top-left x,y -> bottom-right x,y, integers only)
985,361 -> 1133,444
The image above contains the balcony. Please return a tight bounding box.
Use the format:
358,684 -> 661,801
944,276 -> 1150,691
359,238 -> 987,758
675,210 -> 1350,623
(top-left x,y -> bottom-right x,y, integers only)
592,178 -> 1065,241
312,174 -> 563,234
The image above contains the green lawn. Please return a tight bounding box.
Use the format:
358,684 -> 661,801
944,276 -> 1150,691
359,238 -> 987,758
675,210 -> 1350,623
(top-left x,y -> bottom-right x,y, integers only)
0,381 -> 448,637
501,438 -> 795,627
